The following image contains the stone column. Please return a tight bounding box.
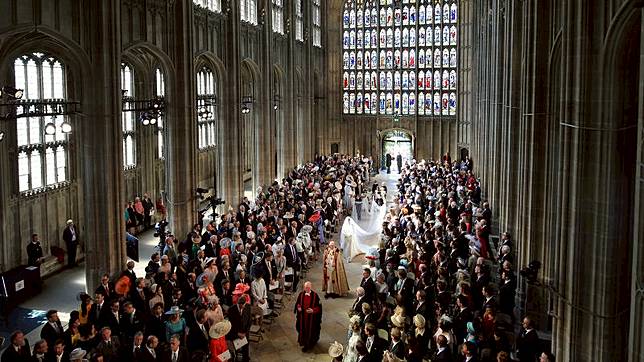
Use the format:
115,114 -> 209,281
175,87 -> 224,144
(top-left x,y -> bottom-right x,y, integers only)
82,0 -> 126,292
166,0 -> 197,237
220,1 -> 243,208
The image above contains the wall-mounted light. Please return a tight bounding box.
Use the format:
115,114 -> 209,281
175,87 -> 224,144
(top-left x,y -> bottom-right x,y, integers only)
1,86 -> 24,100
139,111 -> 160,126
0,131 -> 5,142
241,96 -> 254,114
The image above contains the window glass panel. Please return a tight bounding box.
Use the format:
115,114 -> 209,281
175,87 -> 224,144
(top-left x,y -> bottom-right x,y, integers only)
342,0 -> 457,115
46,147 -> 56,185
30,150 -> 42,189
56,146 -> 66,183
18,152 -> 29,192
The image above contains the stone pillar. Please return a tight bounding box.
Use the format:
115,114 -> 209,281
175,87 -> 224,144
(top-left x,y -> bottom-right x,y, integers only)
166,0 -> 197,237
220,1 -> 242,208
82,0 -> 126,293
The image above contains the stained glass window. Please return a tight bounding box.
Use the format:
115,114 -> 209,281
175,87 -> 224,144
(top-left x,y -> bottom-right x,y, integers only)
196,67 -> 218,149
121,63 -> 136,168
193,0 -> 221,12
342,0 -> 457,116
313,0 -> 322,47
14,53 -> 69,192
272,0 -> 284,34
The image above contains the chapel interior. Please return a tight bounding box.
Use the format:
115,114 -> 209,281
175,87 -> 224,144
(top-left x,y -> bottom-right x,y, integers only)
0,0 -> 642,361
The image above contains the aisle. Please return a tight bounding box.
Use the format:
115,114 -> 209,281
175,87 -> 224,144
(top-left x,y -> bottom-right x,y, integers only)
250,171 -> 400,361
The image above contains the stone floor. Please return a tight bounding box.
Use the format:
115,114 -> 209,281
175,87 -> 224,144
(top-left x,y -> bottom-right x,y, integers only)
7,170 -> 401,360
250,171 -> 400,361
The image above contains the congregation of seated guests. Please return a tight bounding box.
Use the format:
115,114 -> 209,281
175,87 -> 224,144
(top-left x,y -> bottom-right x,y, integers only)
340,156 -> 555,362
1,154 -> 372,362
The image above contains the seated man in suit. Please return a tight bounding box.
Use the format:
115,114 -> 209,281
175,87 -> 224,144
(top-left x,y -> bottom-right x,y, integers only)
160,335 -> 189,362
350,287 -> 367,318
94,327 -> 120,362
1,330 -> 31,362
389,327 -> 406,359
433,335 -> 452,362
46,339 -> 69,362
363,323 -> 386,361
137,335 -> 159,362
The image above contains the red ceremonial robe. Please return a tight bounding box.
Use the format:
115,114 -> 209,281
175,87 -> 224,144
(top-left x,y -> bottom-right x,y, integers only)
294,291 -> 322,348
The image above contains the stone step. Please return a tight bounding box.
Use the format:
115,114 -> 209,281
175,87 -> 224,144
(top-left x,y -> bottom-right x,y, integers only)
40,256 -> 63,278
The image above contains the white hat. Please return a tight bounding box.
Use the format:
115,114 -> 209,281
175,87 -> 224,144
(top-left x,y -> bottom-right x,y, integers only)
328,341 -> 344,358
209,320 -> 232,339
70,348 -> 87,360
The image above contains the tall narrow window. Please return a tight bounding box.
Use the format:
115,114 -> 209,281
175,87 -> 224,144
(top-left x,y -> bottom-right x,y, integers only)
272,0 -> 284,34
193,0 -> 221,12
241,0 -> 257,25
295,0 -> 304,41
312,0 -> 322,47
13,53 -> 69,193
196,67 -> 218,149
155,68 -> 166,159
121,63 -> 136,168
342,0 -> 458,116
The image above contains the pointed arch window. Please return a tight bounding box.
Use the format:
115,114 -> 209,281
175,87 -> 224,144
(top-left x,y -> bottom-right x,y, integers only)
14,53 -> 70,193
241,0 -> 258,25
312,0 -> 322,47
121,63 -> 136,169
272,0 -> 284,34
342,0 -> 458,116
193,0 -> 221,12
196,66 -> 218,149
296,0 -> 304,41
155,68 -> 166,159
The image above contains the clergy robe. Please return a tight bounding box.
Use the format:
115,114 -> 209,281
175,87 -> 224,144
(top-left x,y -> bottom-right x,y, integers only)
294,290 -> 323,348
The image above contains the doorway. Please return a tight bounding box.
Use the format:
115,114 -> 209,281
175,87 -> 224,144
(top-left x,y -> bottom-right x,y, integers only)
381,129 -> 414,172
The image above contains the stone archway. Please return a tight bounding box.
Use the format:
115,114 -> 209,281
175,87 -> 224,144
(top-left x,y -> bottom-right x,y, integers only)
380,129 -> 414,172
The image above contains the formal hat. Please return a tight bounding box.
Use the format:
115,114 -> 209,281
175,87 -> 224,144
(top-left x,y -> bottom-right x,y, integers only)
413,314 -> 426,328
391,314 -> 405,328
165,306 -> 184,315
204,257 -> 216,267
283,212 -> 295,219
252,251 -> 265,266
328,341 -> 344,358
302,225 -> 313,233
66,219 -> 73,225
209,320 -> 232,339
69,348 -> 87,360
232,283 -> 251,295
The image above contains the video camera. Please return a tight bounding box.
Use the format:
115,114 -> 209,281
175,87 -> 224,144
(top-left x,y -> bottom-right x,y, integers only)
519,260 -> 542,285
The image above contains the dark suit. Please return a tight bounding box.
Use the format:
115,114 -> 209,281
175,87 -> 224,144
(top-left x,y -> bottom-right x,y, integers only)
159,347 -> 189,362
44,351 -> 69,362
40,321 -> 64,351
227,304 -> 252,361
27,241 -> 44,266
516,329 -> 539,362
121,310 -> 145,341
433,348 -> 453,362
62,226 -> 79,267
98,310 -> 122,337
351,296 -> 367,318
120,344 -> 143,362
186,321 -> 210,355
1,341 -> 31,362
145,315 -> 167,343
89,302 -> 105,326
390,340 -> 406,359
366,336 -> 387,361
499,279 -> 517,315
135,346 -> 158,362
360,277 -> 377,303
95,337 -> 121,362
95,283 -> 115,299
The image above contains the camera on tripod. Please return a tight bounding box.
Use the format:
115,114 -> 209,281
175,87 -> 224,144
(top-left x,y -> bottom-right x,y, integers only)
154,219 -> 169,238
